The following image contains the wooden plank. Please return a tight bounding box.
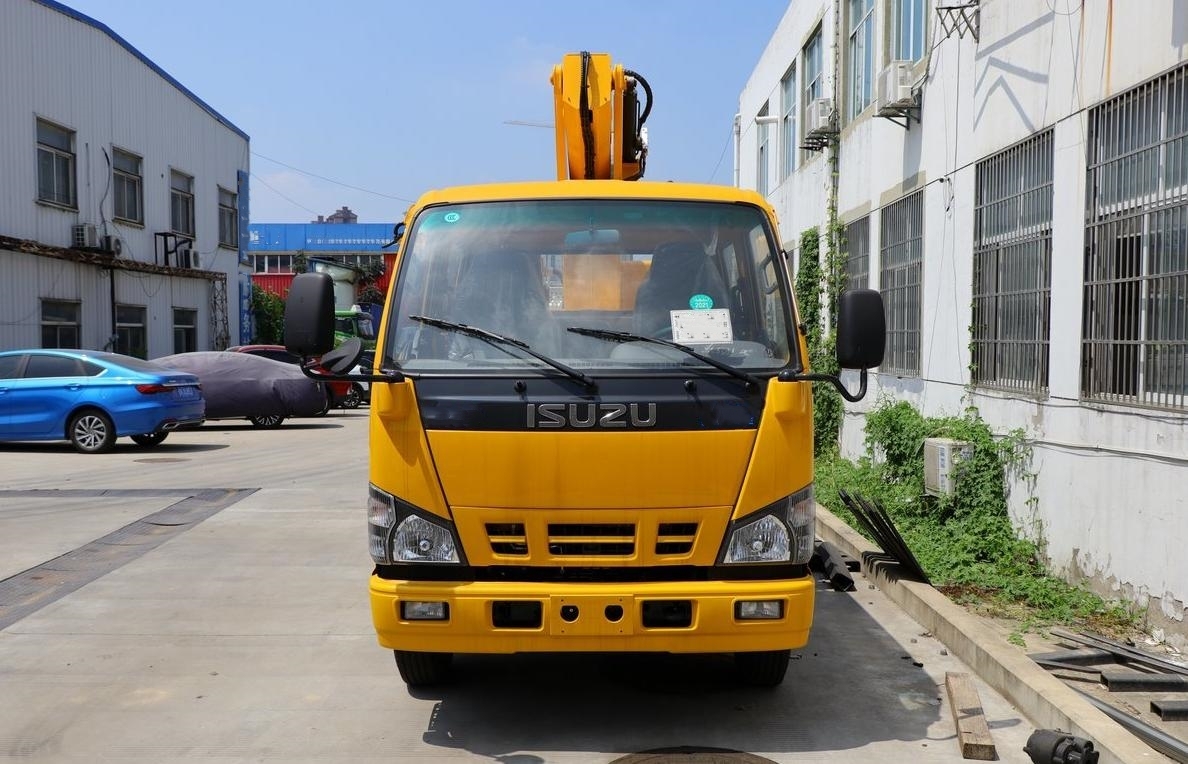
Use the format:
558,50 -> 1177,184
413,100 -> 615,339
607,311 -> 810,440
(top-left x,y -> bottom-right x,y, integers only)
946,671 -> 997,760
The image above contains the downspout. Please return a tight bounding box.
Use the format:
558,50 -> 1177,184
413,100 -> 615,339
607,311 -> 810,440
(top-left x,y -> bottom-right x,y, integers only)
733,113 -> 742,187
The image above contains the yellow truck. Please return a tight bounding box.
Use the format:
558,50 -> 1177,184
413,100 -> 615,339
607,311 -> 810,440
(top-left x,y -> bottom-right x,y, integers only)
285,52 -> 885,687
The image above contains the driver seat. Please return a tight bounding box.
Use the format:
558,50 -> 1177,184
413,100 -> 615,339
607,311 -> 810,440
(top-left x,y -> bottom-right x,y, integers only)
632,240 -> 730,337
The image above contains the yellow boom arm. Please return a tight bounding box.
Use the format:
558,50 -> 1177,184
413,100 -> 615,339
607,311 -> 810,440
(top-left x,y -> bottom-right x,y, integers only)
551,52 -> 650,181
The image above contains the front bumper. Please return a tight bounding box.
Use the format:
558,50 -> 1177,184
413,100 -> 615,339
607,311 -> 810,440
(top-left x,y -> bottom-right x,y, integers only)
369,575 -> 814,654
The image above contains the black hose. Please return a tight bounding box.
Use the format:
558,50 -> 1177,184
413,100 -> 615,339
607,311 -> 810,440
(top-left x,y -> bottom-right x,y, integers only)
624,68 -> 652,125
579,51 -> 596,180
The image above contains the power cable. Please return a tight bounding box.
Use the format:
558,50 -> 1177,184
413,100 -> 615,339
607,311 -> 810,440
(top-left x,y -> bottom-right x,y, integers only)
251,152 -> 416,203
249,172 -> 322,217
708,124 -> 734,184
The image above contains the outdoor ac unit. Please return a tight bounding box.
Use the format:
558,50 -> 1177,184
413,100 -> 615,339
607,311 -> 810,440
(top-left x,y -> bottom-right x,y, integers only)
72,223 -> 99,249
805,98 -> 835,136
100,234 -> 122,256
877,61 -> 917,110
923,437 -> 974,497
177,248 -> 199,269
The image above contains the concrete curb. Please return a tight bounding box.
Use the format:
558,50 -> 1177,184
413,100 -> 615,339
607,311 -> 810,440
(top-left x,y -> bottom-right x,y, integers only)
816,505 -> 1170,764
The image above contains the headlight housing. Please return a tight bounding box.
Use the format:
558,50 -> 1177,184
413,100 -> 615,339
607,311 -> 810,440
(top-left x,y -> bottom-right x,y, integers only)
719,485 -> 815,565
368,484 -> 464,564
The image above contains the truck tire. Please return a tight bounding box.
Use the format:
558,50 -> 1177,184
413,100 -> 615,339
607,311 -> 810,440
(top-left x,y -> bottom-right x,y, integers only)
734,650 -> 790,687
394,650 -> 453,686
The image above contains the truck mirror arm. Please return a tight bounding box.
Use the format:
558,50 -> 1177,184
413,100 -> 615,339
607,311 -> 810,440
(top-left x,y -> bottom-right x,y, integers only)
298,361 -> 407,385
776,368 -> 869,403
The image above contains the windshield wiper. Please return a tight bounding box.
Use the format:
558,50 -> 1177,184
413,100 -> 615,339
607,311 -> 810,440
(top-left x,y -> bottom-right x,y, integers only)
566,327 -> 759,390
410,315 -> 597,389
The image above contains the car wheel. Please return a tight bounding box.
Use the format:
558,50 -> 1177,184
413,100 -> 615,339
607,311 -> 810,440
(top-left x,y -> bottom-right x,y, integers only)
130,432 -> 169,447
248,415 -> 285,428
340,383 -> 363,409
68,410 -> 116,454
394,650 -> 453,686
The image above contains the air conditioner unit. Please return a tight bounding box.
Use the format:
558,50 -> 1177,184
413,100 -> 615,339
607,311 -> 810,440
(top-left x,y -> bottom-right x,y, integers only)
176,248 -> 199,269
72,223 -> 99,249
877,61 -> 917,111
100,234 -> 122,256
805,98 -> 836,136
923,438 -> 974,497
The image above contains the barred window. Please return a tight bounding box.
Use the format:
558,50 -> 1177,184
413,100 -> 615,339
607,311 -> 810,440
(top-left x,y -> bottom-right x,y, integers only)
879,190 -> 923,376
41,300 -> 80,349
843,216 -> 870,292
36,119 -> 76,208
1083,65 -> 1188,410
972,130 -> 1053,394
218,187 -> 238,248
113,148 -> 142,224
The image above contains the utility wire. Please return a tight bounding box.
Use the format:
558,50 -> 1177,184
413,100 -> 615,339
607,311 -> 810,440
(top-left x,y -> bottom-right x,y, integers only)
251,152 -> 417,203
708,124 -> 734,184
249,172 -> 322,217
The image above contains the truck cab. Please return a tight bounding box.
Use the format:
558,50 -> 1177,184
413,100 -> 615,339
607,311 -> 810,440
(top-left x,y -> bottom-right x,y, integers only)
284,52 -> 884,688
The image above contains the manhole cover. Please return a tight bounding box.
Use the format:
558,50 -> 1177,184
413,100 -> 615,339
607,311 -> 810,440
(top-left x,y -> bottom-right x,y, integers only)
132,457 -> 190,463
610,748 -> 777,763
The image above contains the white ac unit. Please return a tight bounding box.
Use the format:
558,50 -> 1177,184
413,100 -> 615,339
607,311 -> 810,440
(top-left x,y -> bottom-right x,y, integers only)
72,223 -> 99,249
877,61 -> 917,111
805,98 -> 835,136
923,437 -> 974,497
177,248 -> 199,269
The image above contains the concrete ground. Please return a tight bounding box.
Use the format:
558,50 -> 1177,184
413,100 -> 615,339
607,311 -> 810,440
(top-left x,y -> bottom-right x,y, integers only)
1,412 -> 1043,762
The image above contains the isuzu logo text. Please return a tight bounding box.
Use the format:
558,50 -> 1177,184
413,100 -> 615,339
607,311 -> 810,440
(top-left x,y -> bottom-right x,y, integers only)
526,403 -> 658,429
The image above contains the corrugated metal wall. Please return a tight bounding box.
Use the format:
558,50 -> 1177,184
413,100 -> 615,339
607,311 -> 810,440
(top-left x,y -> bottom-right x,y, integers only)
0,0 -> 249,349
0,249 -> 213,357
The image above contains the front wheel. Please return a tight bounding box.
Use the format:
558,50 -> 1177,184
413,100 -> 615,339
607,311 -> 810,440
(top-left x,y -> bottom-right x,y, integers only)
248,414 -> 284,428
394,650 -> 453,686
68,410 -> 116,454
734,650 -> 790,687
131,432 -> 169,447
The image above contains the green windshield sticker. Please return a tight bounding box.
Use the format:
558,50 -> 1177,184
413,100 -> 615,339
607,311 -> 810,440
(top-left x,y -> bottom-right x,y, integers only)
689,293 -> 714,310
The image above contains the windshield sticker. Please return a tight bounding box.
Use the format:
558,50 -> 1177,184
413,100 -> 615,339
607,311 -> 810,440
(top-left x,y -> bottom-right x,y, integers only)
688,293 -> 714,310
443,212 -> 461,223
670,308 -> 733,344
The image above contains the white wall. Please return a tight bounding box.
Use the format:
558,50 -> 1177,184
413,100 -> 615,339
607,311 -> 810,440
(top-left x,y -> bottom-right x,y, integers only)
0,0 -> 250,353
741,0 -> 1188,646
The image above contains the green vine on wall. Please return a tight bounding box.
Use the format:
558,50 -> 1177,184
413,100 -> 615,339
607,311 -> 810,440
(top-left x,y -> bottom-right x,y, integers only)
816,399 -> 1135,633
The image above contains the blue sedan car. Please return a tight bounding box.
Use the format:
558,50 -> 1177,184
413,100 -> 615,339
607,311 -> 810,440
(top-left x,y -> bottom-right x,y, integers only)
0,349 -> 205,453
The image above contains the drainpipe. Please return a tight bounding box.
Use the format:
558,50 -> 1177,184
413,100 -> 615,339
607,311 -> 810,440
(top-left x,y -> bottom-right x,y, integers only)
733,113 -> 741,187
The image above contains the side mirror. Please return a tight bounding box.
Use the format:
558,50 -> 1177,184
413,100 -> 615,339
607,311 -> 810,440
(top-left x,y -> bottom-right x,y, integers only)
284,273 -> 336,357
836,289 -> 886,370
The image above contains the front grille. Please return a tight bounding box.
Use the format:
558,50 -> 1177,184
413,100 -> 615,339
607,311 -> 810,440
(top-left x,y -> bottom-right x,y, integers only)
486,522 -> 528,556
478,517 -> 705,562
656,522 -> 697,555
547,523 -> 635,556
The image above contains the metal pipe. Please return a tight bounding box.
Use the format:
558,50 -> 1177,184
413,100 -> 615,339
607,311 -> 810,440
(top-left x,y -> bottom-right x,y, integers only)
732,113 -> 741,188
1071,687 -> 1188,763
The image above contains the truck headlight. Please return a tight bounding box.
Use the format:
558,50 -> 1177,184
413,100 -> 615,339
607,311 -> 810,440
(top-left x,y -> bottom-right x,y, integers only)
368,484 -> 463,564
719,485 -> 815,565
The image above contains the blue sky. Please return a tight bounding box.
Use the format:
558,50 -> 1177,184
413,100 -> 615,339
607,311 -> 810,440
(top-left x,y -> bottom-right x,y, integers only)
64,0 -> 789,224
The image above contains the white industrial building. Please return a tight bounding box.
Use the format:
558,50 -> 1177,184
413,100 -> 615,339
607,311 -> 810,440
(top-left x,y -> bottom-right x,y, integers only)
0,0 -> 252,358
739,1 -> 1188,645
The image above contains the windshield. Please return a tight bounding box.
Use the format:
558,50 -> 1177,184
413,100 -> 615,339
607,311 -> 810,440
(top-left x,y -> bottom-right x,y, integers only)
385,199 -> 797,374
336,316 -> 376,340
